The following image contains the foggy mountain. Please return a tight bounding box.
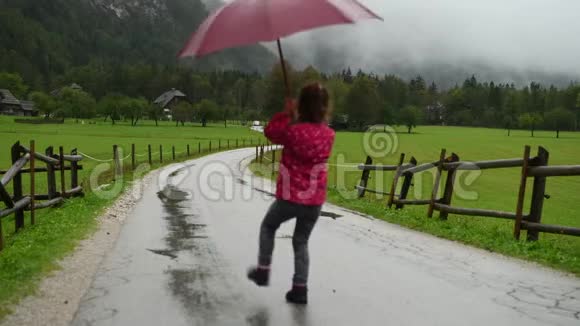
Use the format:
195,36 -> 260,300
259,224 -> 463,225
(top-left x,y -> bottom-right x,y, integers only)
206,0 -> 580,87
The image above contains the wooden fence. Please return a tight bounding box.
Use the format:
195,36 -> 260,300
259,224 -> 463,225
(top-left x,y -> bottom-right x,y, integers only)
103,137 -> 267,176
357,145 -> 580,241
0,141 -> 83,251
0,137 -> 266,252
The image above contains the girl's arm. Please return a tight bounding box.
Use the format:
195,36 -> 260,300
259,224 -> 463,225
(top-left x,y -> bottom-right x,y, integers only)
264,99 -> 295,145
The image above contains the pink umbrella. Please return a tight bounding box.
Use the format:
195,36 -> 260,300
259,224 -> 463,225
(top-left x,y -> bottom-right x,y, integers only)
178,0 -> 382,93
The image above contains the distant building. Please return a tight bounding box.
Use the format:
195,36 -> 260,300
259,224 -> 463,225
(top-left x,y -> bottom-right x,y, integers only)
330,114 -> 349,130
0,89 -> 38,116
425,102 -> 446,125
50,83 -> 83,97
153,88 -> 188,119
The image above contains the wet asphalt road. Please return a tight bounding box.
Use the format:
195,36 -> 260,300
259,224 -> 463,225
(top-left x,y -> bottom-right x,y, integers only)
72,148 -> 580,326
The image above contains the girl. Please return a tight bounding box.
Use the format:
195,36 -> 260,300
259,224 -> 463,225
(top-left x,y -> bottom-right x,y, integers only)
247,83 -> 335,305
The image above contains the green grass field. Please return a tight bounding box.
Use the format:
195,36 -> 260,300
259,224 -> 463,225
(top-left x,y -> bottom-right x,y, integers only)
1,117 -> 579,319
0,116 -> 265,319
255,126 -> 580,275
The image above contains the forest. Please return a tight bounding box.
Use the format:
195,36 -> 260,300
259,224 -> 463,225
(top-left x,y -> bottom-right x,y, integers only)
2,62 -> 580,137
1,0 -> 579,135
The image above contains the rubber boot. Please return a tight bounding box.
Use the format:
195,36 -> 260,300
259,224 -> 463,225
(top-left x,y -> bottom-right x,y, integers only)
247,266 -> 270,286
285,286 -> 308,304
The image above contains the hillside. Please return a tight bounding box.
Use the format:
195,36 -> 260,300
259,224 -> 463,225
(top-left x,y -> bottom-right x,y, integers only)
0,0 -> 275,89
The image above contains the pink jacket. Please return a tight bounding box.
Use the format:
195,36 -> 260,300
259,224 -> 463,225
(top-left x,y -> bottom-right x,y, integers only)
264,111 -> 336,206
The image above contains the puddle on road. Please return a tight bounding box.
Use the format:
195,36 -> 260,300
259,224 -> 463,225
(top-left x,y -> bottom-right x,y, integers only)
155,181 -> 244,323
147,249 -> 178,260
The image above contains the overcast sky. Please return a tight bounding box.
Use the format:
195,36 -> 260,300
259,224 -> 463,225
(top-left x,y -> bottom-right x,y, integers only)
280,0 -> 580,78
205,0 -> 580,83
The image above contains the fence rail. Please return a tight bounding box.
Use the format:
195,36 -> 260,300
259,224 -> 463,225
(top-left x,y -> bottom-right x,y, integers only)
0,137 -> 265,252
357,145 -> 580,241
0,141 -> 84,251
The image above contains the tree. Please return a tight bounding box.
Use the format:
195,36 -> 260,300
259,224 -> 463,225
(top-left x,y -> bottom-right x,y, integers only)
518,112 -> 544,137
0,72 -> 28,98
57,87 -> 96,121
544,107 -> 575,138
173,101 -> 194,126
326,78 -> 350,116
29,91 -> 56,118
264,61 -> 297,116
123,97 -> 148,126
299,66 -> 321,87
576,93 -> 580,129
197,99 -> 218,127
345,76 -> 381,129
148,103 -> 164,126
398,105 -> 422,134
98,94 -> 127,125
248,79 -> 267,113
503,115 -> 517,136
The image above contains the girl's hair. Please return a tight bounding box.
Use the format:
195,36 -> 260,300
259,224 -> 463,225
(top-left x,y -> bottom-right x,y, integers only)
297,83 -> 330,123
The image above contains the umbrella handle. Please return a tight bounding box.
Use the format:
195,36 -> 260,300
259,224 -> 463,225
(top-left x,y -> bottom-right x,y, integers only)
277,39 -> 290,97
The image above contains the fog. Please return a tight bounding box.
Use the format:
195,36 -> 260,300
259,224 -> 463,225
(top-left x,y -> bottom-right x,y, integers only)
207,0 -> 580,86
279,0 -> 580,85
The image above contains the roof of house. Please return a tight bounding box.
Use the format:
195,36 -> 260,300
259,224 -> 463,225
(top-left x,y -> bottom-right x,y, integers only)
0,89 -> 21,106
20,100 -> 37,112
50,83 -> 83,96
154,88 -> 186,108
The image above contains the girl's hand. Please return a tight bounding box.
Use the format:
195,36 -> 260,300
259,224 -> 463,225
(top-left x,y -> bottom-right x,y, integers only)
284,98 -> 297,119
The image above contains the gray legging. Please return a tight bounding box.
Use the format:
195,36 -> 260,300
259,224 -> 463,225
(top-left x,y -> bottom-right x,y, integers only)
258,199 -> 321,285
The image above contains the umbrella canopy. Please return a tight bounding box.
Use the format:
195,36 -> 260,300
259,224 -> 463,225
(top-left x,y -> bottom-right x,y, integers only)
178,0 -> 382,58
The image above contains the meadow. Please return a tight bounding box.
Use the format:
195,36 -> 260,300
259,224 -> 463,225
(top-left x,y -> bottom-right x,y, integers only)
253,125 -> 580,275
0,116 -> 265,318
324,126 -> 580,275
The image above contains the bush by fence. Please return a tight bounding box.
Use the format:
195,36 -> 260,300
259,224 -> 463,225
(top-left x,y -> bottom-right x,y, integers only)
356,145 -> 580,241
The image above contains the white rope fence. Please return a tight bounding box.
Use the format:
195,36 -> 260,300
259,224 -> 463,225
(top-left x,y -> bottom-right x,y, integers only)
78,138 -> 264,165
78,151 -> 113,163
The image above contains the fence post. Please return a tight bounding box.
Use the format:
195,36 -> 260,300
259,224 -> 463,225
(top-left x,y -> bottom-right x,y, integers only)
160,145 -> 163,163
199,142 -> 201,154
272,149 -> 276,171
172,146 -> 176,161
46,146 -> 57,199
357,156 -> 373,198
397,157 -> 417,209
219,139 -> 221,150
388,153 -> 406,208
113,145 -> 121,180
260,146 -> 264,163
131,144 -> 136,170
209,141 -> 212,152
256,146 -> 259,161
527,146 -> 549,241
30,140 -> 36,225
439,153 -> 460,220
70,148 -> 79,192
227,140 -> 230,149
148,145 -> 152,165
428,149 -> 447,218
59,146 -> 68,199
187,144 -> 190,157
11,142 -> 25,230
514,146 -> 531,240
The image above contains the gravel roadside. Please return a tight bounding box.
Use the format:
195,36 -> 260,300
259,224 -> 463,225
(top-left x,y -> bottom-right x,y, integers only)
1,170 -> 160,326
